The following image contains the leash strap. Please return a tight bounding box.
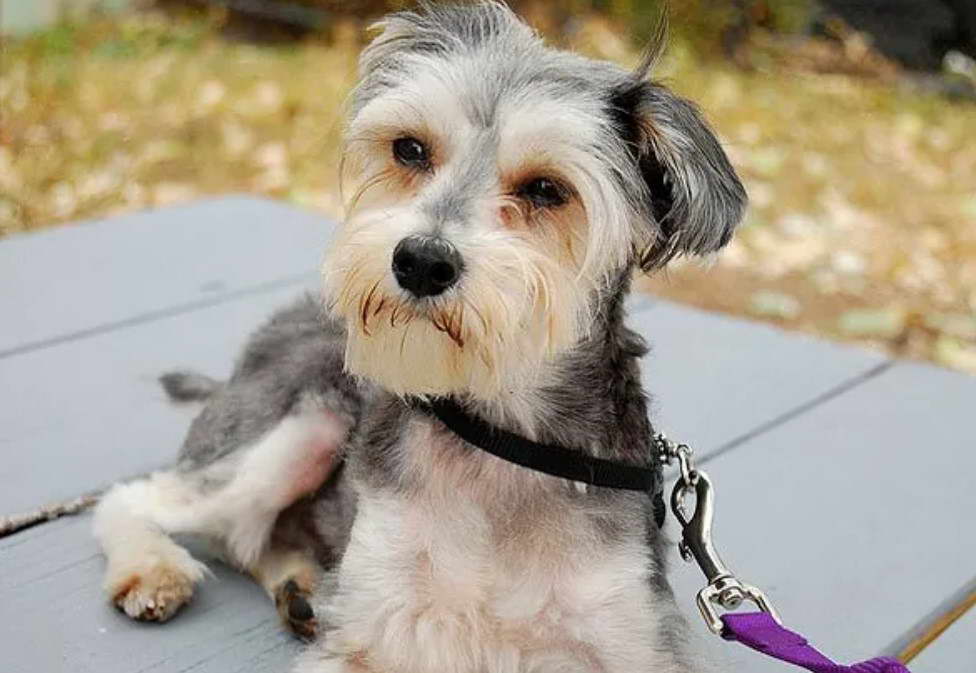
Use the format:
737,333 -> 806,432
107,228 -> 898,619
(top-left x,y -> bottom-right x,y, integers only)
665,446 -> 914,673
722,612 -> 911,673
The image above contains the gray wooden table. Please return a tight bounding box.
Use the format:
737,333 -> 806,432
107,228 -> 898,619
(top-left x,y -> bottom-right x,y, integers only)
1,197 -> 972,672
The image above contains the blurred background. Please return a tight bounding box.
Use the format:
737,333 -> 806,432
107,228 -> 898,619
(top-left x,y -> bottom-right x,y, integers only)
2,0 -> 975,374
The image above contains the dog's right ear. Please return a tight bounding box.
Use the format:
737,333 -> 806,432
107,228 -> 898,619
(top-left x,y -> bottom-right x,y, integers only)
609,76 -> 748,271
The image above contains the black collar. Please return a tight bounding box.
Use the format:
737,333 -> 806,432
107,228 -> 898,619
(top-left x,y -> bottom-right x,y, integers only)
413,397 -> 666,525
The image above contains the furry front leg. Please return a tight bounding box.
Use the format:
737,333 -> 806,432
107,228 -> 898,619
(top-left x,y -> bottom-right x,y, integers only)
93,406 -> 346,624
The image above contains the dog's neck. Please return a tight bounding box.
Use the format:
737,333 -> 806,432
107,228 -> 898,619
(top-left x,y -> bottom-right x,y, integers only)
454,269 -> 654,465
350,269 -> 657,497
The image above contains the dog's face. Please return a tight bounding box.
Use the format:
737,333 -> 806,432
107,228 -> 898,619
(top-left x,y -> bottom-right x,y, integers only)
324,2 -> 746,401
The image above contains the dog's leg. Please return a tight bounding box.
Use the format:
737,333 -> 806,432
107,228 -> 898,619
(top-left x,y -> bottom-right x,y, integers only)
93,472 -> 209,621
249,545 -> 321,640
223,407 -> 349,639
204,405 -> 349,569
94,406 -> 346,624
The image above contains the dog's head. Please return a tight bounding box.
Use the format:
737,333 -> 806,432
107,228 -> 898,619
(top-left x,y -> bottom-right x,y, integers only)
324,2 -> 746,401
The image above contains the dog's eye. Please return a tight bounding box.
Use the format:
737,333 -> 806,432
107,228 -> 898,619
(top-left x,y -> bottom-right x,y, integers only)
518,177 -> 568,209
392,137 -> 430,169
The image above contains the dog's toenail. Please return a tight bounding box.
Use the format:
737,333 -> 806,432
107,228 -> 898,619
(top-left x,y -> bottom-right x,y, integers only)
288,595 -> 314,621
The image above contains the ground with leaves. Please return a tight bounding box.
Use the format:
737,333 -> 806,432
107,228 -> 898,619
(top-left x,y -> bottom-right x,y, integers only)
2,10 -> 975,373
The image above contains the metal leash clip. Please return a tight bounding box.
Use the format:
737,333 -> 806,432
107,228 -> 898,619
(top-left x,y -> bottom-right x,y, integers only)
655,434 -> 781,635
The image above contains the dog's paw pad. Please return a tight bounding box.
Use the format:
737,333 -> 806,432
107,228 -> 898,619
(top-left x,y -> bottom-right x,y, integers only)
111,564 -> 198,622
276,578 -> 318,641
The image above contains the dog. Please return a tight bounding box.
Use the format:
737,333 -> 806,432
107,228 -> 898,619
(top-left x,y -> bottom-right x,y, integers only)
93,3 -> 746,671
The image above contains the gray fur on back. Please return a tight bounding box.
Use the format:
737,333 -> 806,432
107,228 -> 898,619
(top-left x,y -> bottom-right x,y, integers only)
175,294 -> 371,472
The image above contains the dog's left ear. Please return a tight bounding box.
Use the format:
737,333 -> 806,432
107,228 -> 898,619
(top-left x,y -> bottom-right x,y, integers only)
610,78 -> 747,270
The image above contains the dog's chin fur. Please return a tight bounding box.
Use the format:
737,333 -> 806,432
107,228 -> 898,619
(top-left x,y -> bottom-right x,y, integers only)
324,206 -> 591,401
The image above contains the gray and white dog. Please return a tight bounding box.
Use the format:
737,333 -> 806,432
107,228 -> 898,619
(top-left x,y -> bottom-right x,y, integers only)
93,3 -> 746,671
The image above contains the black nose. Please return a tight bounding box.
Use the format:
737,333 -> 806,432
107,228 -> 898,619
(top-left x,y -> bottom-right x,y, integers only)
392,236 -> 463,298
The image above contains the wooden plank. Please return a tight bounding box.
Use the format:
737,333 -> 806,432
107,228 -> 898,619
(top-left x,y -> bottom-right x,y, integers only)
667,360 -> 976,672
908,602 -> 976,672
0,515 -> 298,673
0,281 -> 318,516
882,575 -> 976,664
0,197 -> 329,358
632,300 -> 888,458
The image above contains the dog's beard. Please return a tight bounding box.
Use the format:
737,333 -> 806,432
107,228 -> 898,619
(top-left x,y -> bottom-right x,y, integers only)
323,210 -> 589,401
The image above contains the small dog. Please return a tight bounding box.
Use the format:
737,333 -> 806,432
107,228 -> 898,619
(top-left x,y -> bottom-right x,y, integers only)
93,3 -> 745,671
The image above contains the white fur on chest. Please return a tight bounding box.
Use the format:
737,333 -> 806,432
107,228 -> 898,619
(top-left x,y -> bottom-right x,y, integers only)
300,425 -> 681,673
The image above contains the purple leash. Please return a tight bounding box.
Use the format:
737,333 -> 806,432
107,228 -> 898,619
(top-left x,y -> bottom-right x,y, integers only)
654,435 -> 914,673
721,612 -> 910,673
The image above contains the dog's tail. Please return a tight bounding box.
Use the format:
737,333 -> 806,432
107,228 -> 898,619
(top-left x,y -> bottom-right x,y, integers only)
159,370 -> 223,403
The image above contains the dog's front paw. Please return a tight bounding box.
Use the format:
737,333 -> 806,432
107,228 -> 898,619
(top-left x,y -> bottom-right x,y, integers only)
107,550 -> 207,622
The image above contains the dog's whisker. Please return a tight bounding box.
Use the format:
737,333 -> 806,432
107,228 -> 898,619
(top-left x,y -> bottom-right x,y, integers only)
463,298 -> 490,337
346,169 -> 395,216
448,303 -> 465,349
398,319 -> 411,359
430,307 -> 465,349
389,303 -> 403,328
360,279 -> 382,336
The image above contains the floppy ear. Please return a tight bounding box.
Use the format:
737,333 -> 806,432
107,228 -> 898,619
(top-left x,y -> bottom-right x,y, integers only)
610,79 -> 747,270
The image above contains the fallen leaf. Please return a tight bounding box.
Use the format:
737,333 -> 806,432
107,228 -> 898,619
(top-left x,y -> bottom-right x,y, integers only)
750,290 -> 801,320
837,308 -> 907,339
933,336 -> 976,374
923,313 -> 976,341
